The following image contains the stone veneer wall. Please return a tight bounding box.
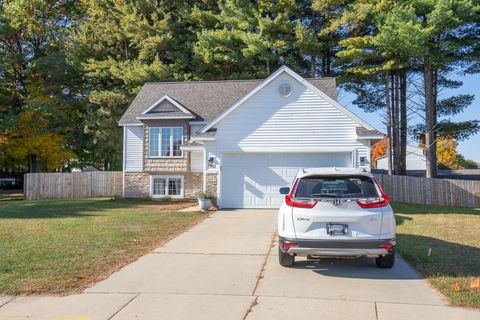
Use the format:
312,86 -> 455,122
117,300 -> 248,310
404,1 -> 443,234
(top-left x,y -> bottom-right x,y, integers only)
183,172 -> 203,199
205,173 -> 218,196
124,172 -> 150,198
205,173 -> 218,206
124,171 -> 203,199
143,119 -> 190,172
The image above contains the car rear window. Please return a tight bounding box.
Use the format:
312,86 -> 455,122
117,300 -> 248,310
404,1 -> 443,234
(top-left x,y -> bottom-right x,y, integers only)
294,175 -> 379,199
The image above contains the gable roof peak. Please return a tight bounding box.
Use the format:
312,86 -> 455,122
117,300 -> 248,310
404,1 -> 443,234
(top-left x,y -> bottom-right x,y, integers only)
200,65 -> 375,133
140,94 -> 192,116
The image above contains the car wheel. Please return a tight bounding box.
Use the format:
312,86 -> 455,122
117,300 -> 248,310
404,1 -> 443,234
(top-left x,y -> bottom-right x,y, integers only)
376,249 -> 395,268
279,246 -> 295,267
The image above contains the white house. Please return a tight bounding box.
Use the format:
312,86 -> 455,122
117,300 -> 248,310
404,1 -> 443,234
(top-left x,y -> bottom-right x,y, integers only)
119,66 -> 383,208
376,145 -> 426,171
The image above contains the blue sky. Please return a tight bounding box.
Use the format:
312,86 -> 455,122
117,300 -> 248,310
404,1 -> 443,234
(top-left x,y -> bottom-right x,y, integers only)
339,73 -> 480,162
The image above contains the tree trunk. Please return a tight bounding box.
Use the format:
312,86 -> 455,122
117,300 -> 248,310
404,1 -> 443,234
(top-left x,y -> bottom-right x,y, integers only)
399,71 -> 407,175
394,73 -> 402,175
321,55 -> 326,77
390,73 -> 400,175
28,154 -> 37,173
326,52 -> 331,75
311,55 -> 317,78
385,72 -> 393,175
424,59 -> 437,178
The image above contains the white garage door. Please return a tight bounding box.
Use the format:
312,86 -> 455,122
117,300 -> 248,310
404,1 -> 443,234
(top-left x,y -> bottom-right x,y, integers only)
220,153 -> 352,208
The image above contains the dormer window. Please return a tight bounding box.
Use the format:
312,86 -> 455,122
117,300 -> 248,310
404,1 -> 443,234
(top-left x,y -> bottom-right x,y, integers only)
149,127 -> 183,157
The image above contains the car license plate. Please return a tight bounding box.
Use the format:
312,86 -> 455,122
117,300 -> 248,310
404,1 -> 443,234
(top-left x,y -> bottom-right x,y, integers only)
327,223 -> 348,235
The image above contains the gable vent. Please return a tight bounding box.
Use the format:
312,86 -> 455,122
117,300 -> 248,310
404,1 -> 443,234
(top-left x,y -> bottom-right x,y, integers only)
278,82 -> 292,97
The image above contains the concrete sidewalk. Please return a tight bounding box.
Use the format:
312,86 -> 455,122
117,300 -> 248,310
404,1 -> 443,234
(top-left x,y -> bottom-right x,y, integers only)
0,209 -> 479,320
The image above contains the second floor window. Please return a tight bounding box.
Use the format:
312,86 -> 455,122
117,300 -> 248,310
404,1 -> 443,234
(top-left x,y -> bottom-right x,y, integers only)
149,127 -> 183,157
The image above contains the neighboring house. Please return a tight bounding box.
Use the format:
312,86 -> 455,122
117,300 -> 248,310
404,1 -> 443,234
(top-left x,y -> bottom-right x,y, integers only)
119,66 -> 383,208
376,145 -> 426,171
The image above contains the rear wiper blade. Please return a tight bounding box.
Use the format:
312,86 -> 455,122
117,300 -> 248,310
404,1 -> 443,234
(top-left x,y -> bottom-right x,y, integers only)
309,193 -> 338,198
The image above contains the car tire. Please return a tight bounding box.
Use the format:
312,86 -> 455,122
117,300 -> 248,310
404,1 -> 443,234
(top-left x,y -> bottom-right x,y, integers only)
376,249 -> 395,268
279,246 -> 295,267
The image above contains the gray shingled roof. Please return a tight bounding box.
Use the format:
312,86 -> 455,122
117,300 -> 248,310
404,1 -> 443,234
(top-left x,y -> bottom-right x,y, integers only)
119,78 -> 337,125
356,127 -> 384,136
192,128 -> 217,137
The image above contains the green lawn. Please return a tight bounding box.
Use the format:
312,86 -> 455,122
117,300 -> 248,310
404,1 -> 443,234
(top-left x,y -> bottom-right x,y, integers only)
0,197 -> 205,295
393,202 -> 480,308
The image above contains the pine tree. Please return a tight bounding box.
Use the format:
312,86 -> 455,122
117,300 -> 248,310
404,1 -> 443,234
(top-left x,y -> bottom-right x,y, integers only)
329,0 -> 480,177
331,1 -> 424,175
412,0 -> 480,177
71,0 -> 199,169
192,0 -> 305,79
294,0 -> 343,77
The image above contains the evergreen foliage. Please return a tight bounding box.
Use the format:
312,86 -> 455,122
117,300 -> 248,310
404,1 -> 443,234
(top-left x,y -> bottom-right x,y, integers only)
0,0 -> 478,174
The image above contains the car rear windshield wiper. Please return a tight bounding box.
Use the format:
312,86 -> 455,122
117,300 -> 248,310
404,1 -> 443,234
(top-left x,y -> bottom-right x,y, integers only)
309,193 -> 338,198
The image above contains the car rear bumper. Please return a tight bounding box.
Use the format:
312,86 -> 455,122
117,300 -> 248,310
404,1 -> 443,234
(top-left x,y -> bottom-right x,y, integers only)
279,237 -> 396,257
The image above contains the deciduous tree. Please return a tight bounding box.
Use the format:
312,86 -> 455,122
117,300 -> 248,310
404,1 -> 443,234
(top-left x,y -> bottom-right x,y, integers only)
0,0 -> 79,172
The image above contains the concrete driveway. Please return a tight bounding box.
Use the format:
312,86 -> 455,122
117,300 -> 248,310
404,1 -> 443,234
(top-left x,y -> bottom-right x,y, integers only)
1,209 -> 479,320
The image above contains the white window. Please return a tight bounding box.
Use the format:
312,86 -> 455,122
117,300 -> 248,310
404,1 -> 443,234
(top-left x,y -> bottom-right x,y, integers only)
151,176 -> 184,198
149,127 -> 183,157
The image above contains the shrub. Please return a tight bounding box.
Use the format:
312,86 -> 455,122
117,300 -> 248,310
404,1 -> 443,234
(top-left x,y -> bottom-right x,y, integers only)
197,192 -> 214,200
161,196 -> 172,202
110,195 -> 123,201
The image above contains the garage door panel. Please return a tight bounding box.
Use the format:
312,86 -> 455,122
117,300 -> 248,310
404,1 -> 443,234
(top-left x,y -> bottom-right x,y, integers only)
221,153 -> 352,208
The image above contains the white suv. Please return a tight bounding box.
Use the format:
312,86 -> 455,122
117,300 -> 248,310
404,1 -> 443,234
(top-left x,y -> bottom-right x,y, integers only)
277,167 -> 396,268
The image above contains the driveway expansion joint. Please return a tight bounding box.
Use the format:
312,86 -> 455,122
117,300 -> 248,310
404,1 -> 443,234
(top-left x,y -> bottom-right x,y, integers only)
107,293 -> 138,320
242,296 -> 259,320
254,294 -> 444,306
252,233 -> 276,296
0,297 -> 15,309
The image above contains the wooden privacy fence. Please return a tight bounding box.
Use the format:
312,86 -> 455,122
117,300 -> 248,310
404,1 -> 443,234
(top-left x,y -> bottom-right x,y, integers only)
24,172 -> 123,200
374,174 -> 480,208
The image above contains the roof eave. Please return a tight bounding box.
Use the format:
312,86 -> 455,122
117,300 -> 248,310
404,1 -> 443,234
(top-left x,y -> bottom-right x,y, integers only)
119,121 -> 143,126
180,145 -> 205,151
136,115 -> 195,120
357,134 -> 385,140
190,136 -> 216,141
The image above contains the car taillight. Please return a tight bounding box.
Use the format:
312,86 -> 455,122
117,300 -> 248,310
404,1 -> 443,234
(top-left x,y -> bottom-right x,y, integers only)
285,194 -> 317,209
356,178 -> 390,209
378,244 -> 394,251
282,243 -> 298,250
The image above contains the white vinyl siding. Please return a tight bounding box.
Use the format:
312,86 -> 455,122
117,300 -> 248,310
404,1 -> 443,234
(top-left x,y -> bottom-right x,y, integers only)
124,126 -> 143,172
151,175 -> 184,198
149,127 -> 183,158
211,73 -> 369,154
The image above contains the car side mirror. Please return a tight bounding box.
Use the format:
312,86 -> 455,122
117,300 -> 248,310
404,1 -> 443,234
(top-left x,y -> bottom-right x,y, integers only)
279,187 -> 290,195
